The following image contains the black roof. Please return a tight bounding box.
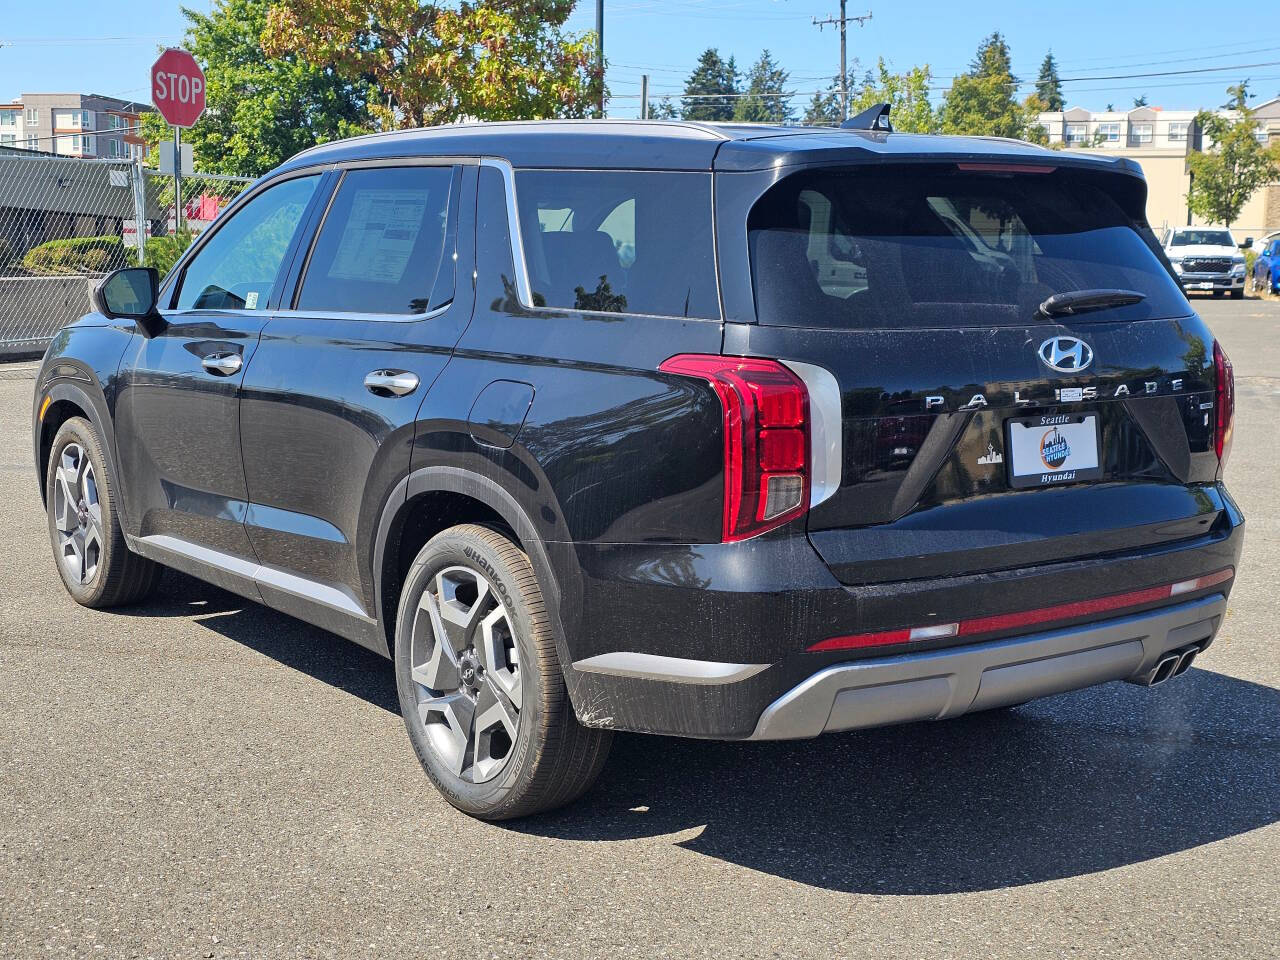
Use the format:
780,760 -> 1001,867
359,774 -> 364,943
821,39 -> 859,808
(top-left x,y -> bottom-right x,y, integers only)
276,119 -> 1142,179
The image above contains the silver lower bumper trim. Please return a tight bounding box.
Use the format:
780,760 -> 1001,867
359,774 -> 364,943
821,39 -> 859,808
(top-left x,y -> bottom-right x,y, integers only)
749,594 -> 1226,740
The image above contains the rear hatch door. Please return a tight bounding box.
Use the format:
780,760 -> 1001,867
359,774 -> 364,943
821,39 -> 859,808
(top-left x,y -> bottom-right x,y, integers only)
725,160 -> 1226,585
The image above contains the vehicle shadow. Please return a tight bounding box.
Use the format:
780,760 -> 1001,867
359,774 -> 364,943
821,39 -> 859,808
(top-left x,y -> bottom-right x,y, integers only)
519,669 -> 1280,894
123,572 -> 1280,895
120,570 -> 402,714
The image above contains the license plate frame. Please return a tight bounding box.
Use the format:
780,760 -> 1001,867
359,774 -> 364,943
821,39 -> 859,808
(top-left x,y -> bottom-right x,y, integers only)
1006,412 -> 1103,489
1196,281 -> 1215,290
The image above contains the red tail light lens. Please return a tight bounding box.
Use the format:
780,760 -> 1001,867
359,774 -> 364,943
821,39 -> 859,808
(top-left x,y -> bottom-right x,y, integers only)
660,355 -> 811,541
1214,340 -> 1234,468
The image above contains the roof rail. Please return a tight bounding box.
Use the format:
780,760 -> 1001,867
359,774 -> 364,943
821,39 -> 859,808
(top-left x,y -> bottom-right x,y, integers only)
841,103 -> 893,133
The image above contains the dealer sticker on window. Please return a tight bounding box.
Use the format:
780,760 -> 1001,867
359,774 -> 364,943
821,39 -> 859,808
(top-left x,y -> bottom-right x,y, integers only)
1006,413 -> 1103,488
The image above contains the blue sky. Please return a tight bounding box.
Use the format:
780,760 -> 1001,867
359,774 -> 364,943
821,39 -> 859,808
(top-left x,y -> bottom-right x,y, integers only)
3,0 -> 1280,118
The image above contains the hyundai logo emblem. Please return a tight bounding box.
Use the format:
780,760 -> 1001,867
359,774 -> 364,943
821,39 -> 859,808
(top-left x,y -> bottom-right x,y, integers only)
1037,336 -> 1094,372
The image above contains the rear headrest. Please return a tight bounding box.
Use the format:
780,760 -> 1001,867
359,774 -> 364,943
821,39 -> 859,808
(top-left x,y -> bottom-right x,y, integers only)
539,230 -> 622,304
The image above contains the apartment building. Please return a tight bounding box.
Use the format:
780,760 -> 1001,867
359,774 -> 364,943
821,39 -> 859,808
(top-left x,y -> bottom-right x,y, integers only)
1033,100 -> 1280,239
0,93 -> 150,160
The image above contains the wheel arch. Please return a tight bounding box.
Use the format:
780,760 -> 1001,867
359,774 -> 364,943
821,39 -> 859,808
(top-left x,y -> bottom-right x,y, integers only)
373,467 -> 571,671
35,381 -> 121,517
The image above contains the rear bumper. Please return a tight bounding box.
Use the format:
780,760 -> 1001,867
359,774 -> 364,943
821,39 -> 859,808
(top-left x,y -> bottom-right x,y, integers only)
547,487 -> 1243,739
749,593 -> 1224,739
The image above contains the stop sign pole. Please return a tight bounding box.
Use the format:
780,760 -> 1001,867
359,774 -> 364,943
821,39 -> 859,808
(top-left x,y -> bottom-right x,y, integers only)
151,48 -> 206,234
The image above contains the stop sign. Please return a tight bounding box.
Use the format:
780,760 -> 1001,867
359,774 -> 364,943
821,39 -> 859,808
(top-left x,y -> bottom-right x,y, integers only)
151,48 -> 206,128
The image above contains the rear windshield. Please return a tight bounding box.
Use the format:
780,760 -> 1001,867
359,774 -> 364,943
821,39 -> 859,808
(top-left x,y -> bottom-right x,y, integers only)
748,166 -> 1190,329
1169,230 -> 1235,246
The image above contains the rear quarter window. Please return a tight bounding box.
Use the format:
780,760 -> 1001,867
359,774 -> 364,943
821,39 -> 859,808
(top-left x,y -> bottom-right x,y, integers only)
514,170 -> 719,319
747,166 -> 1190,329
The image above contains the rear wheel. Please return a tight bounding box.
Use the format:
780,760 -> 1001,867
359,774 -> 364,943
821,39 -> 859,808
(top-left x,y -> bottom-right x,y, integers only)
45,417 -> 161,608
394,523 -> 612,820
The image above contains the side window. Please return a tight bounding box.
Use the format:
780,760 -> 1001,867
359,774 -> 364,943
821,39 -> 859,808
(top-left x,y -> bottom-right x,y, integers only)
295,165 -> 458,315
174,175 -> 320,311
514,170 -> 718,318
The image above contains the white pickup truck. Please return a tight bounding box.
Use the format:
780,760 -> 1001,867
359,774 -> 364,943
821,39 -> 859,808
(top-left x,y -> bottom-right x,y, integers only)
1161,227 -> 1248,299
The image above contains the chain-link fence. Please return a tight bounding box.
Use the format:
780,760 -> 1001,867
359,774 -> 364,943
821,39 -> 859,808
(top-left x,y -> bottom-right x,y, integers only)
0,148 -> 250,359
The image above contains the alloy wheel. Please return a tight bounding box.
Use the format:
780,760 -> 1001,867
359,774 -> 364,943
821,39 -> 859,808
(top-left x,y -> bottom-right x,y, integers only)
52,442 -> 103,585
410,565 -> 523,783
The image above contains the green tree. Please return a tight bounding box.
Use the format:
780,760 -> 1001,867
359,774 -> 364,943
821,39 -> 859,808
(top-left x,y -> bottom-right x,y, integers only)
733,49 -> 792,123
649,96 -> 678,120
1133,94 -> 1149,107
802,88 -> 841,126
140,0 -> 371,176
941,31 -> 1035,139
1188,82 -> 1280,227
1034,50 -> 1063,111
850,59 -> 938,133
680,48 -> 738,122
263,0 -> 600,128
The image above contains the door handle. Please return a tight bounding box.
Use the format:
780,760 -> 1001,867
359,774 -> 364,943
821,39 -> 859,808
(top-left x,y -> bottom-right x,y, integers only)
201,353 -> 242,376
364,370 -> 420,397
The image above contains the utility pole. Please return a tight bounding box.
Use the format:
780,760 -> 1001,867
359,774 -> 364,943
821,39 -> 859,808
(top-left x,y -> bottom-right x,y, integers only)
640,74 -> 649,119
596,0 -> 605,118
813,4 -> 872,120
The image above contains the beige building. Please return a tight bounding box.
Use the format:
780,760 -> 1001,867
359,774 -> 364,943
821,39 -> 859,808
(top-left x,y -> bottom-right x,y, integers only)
1034,101 -> 1280,242
0,93 -> 149,161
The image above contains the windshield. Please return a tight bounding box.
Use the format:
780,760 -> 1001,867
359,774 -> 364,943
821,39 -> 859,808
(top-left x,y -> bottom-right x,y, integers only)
747,166 -> 1190,329
1170,230 -> 1235,246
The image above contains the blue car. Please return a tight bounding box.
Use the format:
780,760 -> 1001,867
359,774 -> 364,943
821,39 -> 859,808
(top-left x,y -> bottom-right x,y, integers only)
1252,237 -> 1280,294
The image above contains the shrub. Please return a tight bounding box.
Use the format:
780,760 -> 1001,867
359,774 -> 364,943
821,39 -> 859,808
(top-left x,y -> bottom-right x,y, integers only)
20,235 -> 128,276
144,231 -> 196,279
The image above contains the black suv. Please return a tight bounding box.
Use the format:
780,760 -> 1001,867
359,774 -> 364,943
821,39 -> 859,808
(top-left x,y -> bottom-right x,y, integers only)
32,119 -> 1243,819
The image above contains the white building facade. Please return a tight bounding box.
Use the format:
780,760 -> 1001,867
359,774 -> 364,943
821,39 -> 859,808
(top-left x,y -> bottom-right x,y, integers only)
1033,102 -> 1280,240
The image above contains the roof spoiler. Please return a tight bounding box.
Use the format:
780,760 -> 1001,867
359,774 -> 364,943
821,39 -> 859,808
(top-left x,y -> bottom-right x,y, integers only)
841,103 -> 892,132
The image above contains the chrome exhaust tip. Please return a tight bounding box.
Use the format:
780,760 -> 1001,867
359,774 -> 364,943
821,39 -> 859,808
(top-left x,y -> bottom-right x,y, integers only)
1129,651 -> 1183,687
1172,646 -> 1198,677
1150,653 -> 1181,686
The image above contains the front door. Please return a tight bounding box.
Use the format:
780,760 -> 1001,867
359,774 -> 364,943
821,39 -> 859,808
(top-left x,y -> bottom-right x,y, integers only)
114,173 -> 325,559
237,162 -> 474,636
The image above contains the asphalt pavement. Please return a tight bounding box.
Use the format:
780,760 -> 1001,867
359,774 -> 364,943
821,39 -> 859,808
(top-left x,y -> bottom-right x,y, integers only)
1,297 -> 1276,959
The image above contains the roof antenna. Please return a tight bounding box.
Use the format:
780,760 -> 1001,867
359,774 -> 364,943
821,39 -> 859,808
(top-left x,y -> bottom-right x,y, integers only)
841,102 -> 892,132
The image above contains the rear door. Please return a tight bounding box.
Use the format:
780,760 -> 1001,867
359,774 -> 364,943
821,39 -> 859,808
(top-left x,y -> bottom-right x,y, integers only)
115,173 -> 324,560
237,160 -> 474,640
723,161 -> 1227,585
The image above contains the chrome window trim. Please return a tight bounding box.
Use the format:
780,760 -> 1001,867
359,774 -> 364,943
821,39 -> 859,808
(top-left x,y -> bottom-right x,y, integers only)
268,303 -> 452,325
480,157 -> 535,308
478,157 -> 724,323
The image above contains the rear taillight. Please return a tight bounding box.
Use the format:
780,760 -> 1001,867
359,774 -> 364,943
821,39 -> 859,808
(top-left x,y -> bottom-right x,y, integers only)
660,355 -> 811,542
1214,340 -> 1234,468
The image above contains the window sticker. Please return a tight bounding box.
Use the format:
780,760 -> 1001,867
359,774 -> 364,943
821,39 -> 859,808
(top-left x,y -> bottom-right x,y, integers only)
328,189 -> 430,284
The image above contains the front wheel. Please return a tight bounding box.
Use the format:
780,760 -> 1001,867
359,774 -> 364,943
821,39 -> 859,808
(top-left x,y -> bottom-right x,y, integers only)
45,417 -> 161,608
1231,288 -> 1245,299
394,523 -> 611,820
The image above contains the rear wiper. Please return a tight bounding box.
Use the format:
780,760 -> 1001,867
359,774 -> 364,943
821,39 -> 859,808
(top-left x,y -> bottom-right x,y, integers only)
1038,289 -> 1145,318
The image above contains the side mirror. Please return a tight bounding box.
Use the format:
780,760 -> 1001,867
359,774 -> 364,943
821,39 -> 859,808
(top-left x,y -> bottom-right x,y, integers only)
91,267 -> 166,338
1241,238 -> 1253,249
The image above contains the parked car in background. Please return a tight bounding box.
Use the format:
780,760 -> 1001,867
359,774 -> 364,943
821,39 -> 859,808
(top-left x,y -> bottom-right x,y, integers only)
1244,229 -> 1280,253
1161,227 -> 1248,298
1252,236 -> 1280,294
32,120 -> 1243,820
